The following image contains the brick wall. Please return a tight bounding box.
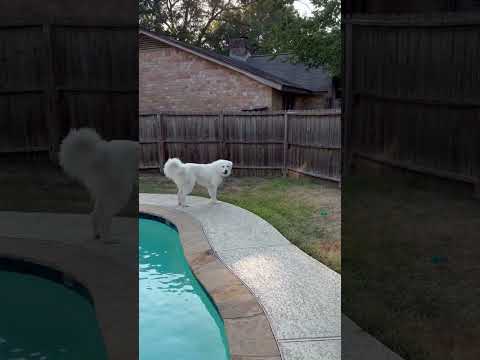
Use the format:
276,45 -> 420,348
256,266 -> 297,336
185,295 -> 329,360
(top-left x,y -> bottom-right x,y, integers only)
140,45 -> 275,113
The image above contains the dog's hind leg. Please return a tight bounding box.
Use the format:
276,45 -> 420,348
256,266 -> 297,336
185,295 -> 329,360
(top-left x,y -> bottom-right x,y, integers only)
91,200 -> 101,240
93,201 -> 116,244
100,212 -> 116,244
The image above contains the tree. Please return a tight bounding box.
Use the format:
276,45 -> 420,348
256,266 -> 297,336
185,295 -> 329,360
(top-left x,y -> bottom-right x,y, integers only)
139,0 -> 259,45
202,0 -> 298,54
267,0 -> 341,76
138,0 -> 341,76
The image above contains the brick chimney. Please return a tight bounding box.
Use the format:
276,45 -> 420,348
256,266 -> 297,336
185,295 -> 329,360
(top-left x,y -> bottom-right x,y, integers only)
229,37 -> 251,61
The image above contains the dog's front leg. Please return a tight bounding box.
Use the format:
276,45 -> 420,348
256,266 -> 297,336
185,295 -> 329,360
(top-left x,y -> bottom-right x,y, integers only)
179,181 -> 195,207
178,189 -> 187,207
208,186 -> 218,204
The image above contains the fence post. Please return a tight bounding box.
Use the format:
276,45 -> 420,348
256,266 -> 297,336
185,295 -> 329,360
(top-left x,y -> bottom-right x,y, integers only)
158,113 -> 167,171
219,111 -> 226,159
283,112 -> 289,177
43,22 -> 59,163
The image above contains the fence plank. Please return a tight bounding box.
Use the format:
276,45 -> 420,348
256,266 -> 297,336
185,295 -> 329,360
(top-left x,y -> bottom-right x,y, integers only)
157,113 -> 165,169
283,112 -> 289,177
43,23 -> 58,160
219,111 -> 226,159
139,110 -> 342,182
345,14 -> 480,197
1,23 -> 138,159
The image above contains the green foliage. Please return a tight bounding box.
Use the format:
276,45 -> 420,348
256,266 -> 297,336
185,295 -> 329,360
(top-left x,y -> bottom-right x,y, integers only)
138,0 -> 341,76
202,0 -> 298,54
267,0 -> 341,76
139,0 -> 258,45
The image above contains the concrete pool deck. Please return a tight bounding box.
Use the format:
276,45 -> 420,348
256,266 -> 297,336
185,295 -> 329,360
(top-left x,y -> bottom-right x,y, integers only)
141,194 -> 341,360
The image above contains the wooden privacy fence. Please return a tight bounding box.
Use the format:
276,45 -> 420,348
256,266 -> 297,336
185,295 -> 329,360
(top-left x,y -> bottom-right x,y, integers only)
139,110 -> 341,182
0,19 -> 138,159
343,13 -> 480,196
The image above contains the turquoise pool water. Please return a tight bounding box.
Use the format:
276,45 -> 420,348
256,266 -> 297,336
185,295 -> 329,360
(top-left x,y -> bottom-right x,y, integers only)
140,217 -> 230,360
0,264 -> 107,360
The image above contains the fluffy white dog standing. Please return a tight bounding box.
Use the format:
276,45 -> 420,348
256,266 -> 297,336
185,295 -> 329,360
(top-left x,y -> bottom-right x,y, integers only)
59,128 -> 138,243
163,158 -> 233,207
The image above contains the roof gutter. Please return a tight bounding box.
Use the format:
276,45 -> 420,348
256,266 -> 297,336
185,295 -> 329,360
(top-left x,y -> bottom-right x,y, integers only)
281,85 -> 313,95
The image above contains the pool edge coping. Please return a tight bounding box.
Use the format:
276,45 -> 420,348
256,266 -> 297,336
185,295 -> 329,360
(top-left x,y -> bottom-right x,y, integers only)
140,204 -> 283,360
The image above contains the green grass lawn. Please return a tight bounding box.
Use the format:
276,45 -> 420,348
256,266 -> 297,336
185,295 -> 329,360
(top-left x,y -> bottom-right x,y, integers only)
343,172 -> 480,360
140,173 -> 341,273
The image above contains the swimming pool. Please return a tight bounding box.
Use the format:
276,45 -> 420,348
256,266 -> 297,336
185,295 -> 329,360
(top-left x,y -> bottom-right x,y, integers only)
139,216 -> 230,360
0,259 -> 107,360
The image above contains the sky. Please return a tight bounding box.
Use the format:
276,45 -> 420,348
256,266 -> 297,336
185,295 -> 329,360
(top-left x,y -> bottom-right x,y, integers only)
294,0 -> 314,17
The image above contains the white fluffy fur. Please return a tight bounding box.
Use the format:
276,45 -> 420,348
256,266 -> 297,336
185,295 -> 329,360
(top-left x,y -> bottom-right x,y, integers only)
163,158 -> 233,207
59,128 -> 138,243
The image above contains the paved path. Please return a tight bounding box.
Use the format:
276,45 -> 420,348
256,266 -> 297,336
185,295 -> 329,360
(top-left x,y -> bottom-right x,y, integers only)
140,194 -> 341,360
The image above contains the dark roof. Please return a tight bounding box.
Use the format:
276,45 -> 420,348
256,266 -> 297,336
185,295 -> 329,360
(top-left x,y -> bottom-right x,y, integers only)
139,29 -> 332,94
246,55 -> 332,93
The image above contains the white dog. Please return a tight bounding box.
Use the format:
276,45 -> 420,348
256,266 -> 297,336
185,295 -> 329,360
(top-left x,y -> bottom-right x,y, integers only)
59,128 -> 138,243
163,158 -> 233,207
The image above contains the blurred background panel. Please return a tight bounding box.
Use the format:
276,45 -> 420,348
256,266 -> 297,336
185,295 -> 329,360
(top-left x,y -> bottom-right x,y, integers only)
0,0 -> 138,164
0,3 -> 138,358
342,2 -> 480,360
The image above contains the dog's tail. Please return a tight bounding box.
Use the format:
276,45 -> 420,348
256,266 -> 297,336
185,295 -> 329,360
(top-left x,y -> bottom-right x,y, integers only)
163,158 -> 185,179
59,127 -> 103,181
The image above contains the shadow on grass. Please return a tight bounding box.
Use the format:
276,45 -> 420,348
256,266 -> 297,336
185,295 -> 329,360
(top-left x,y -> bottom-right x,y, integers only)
342,172 -> 480,360
0,159 -> 137,217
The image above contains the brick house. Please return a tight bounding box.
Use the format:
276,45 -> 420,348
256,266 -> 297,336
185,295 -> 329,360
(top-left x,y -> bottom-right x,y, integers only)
140,29 -> 338,113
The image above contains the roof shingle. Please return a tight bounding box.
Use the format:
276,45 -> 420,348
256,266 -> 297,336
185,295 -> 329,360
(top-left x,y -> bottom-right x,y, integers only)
246,54 -> 332,93
140,30 -> 332,94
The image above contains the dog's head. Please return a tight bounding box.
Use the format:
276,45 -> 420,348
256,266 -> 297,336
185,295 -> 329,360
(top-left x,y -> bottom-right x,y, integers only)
216,160 -> 233,177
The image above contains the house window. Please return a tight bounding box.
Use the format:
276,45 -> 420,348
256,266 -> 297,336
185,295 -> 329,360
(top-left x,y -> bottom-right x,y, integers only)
282,94 -> 295,110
